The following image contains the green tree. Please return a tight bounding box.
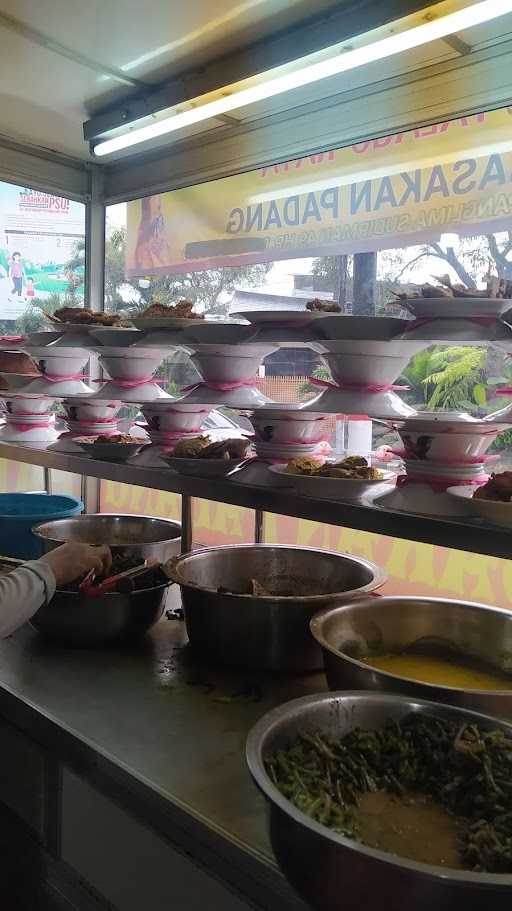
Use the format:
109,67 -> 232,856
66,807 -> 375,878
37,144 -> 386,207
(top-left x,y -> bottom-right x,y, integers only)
400,346 -> 489,411
105,226 -> 268,316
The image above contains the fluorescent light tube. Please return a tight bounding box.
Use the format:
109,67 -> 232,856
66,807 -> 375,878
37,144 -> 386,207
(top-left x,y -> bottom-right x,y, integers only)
94,0 -> 512,156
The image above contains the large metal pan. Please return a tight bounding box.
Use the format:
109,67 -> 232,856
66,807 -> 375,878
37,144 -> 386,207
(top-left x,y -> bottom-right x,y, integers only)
30,583 -> 169,646
247,691 -> 512,911
310,596 -> 512,719
168,545 -> 385,671
32,514 -> 181,562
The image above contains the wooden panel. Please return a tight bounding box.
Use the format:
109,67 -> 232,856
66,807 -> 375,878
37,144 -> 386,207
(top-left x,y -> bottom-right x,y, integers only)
61,769 -> 257,911
0,717 -> 47,838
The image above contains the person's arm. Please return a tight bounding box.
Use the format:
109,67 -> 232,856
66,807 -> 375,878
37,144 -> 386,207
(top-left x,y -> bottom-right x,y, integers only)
0,543 -> 111,638
0,561 -> 56,637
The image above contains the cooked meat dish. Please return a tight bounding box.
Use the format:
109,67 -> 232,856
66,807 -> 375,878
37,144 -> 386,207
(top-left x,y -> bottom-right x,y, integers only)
48,307 -> 121,325
140,299 -> 204,319
171,435 -> 249,461
306,298 -> 342,312
473,471 -> 512,502
285,454 -> 383,480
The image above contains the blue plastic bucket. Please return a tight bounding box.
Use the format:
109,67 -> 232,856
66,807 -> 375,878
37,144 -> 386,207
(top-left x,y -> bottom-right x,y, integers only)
0,494 -> 84,560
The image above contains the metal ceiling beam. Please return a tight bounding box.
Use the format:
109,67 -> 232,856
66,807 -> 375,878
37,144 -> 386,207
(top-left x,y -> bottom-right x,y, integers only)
102,34 -> 512,203
0,10 -> 148,89
83,0 -> 433,143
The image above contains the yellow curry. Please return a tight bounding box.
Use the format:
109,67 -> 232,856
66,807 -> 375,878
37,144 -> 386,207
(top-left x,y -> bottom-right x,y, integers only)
359,653 -> 512,691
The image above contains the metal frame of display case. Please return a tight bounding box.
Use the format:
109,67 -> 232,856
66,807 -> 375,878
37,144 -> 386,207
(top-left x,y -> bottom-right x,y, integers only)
2,440 -> 511,559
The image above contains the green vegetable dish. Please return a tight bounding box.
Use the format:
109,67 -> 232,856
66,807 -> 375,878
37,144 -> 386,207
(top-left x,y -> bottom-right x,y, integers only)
266,714 -> 512,873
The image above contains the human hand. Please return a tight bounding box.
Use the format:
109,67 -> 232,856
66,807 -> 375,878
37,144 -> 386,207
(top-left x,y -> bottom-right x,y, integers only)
40,543 -> 112,587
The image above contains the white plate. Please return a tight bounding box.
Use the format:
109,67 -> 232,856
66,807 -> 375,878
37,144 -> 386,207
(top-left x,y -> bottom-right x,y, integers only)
25,332 -> 63,347
90,345 -> 166,358
254,440 -> 320,452
162,456 -> 245,477
373,483 -> 471,517
128,445 -> 174,468
404,297 -> 512,319
87,381 -> 171,403
22,345 -> 91,360
446,485 -> 512,527
47,436 -> 94,454
43,321 -> 95,333
146,428 -> 204,446
312,338 -> 427,357
303,388 -> 416,420
88,328 -> 141,347
399,318 -> 508,345
176,384 -> 269,408
180,323 -> 258,345
18,378 -> 94,397
0,422 -> 59,443
404,460 -> 488,481
131,316 -> 206,330
313,316 -> 409,341
269,465 -> 395,499
231,310 -> 330,326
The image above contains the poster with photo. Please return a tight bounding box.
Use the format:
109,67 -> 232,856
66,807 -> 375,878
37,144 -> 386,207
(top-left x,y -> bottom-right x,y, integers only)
0,183 -> 85,320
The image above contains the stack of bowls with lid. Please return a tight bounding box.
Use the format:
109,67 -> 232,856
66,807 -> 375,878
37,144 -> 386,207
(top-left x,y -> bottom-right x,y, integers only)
375,411 -> 508,516
247,404 -> 330,464
308,317 -> 428,420
176,343 -> 277,409
90,347 -> 171,403
0,390 -> 59,442
130,399 -> 216,467
48,399 -> 124,452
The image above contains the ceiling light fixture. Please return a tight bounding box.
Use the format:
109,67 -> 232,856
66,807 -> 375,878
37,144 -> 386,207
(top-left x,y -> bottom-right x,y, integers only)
93,0 -> 512,157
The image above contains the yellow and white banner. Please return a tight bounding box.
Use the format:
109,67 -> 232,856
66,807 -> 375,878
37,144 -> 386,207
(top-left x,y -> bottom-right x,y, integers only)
126,109 -> 512,275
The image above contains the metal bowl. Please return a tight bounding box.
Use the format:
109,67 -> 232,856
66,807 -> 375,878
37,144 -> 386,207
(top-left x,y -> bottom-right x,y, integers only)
247,691 -> 512,911
310,597 -> 512,719
168,545 -> 385,671
32,514 -> 181,562
31,583 -> 169,646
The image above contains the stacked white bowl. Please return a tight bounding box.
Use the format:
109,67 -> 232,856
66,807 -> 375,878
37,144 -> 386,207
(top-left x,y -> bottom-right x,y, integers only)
61,399 -> 123,441
176,344 -> 276,409
302,318 -> 428,420
92,347 -> 171,402
134,401 -> 215,464
19,346 -> 93,397
247,405 -> 331,464
375,412 -> 508,516
0,393 -> 58,442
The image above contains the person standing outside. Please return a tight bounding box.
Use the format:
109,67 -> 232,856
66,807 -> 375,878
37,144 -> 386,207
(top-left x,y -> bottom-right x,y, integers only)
9,252 -> 23,299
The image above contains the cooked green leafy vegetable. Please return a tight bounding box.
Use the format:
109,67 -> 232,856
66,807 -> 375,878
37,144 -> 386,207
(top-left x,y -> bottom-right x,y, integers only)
266,713 -> 512,873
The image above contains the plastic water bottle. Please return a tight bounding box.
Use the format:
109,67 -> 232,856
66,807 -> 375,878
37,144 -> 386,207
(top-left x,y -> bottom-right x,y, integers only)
335,414 -> 372,460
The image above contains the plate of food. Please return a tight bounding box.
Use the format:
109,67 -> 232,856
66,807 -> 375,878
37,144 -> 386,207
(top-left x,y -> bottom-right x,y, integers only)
44,307 -> 123,329
131,299 -> 205,330
447,472 -> 512,527
232,299 -> 340,326
391,274 -> 512,319
269,455 -> 395,499
163,435 -> 251,477
73,434 -> 149,462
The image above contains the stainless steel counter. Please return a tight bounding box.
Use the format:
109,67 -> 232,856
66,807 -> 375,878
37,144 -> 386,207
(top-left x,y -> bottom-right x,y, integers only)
1,440 -> 512,559
0,611 -> 322,909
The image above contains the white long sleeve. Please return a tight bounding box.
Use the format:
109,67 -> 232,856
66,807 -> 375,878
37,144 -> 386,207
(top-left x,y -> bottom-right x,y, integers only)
0,561 -> 56,637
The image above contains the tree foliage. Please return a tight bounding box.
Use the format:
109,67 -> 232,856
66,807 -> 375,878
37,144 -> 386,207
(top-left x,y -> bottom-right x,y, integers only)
400,346 -> 489,411
106,227 -> 268,317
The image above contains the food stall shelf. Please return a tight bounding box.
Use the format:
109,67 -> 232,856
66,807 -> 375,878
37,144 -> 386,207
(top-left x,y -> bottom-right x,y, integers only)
1,440 -> 511,560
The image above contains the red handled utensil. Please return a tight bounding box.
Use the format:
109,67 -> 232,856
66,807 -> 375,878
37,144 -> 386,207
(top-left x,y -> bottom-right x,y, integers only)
84,561 -> 149,597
